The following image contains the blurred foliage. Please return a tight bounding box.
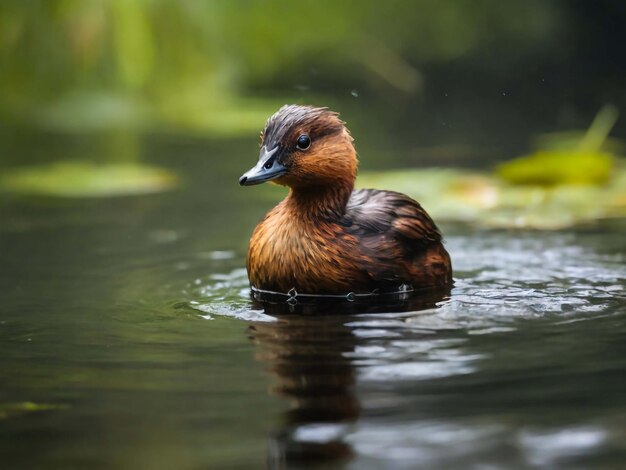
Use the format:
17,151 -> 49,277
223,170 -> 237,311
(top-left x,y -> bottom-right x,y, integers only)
498,106 -> 619,186
1,1 -> 624,228
0,402 -> 68,420
0,0 -> 559,134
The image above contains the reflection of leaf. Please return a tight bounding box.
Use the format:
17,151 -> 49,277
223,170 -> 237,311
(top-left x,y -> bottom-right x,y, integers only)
0,402 -> 69,420
1,161 -> 178,198
358,164 -> 626,229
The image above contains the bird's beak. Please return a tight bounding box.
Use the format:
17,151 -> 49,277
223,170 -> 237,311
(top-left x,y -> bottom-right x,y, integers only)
239,146 -> 287,186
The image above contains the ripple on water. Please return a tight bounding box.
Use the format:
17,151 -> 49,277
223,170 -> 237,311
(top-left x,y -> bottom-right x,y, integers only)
189,230 -> 626,467
518,426 -> 608,467
188,268 -> 278,322
189,232 -> 624,328
337,422 -> 617,468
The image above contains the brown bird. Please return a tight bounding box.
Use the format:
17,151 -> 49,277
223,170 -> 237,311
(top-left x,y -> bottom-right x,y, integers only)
239,105 -> 452,296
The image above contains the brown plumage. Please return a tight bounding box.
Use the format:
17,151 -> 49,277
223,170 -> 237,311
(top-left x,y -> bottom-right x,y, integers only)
240,104 -> 452,295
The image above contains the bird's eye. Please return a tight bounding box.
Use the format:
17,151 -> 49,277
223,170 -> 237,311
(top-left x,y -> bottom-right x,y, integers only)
296,134 -> 311,150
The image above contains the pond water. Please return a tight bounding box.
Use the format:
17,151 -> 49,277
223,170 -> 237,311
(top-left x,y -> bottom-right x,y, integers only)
1,134 -> 625,469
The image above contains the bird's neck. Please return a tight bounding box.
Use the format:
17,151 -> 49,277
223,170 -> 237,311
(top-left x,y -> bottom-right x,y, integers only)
285,180 -> 354,220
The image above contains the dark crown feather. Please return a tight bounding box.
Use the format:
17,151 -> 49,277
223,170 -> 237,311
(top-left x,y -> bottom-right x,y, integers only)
263,105 -> 344,148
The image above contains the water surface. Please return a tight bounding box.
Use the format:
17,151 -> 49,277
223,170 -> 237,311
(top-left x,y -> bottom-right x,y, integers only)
0,134 -> 625,468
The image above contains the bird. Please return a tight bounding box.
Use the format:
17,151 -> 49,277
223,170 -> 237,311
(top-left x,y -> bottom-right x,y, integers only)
239,104 -> 452,297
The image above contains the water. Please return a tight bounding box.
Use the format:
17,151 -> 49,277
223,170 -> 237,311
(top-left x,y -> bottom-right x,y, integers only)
1,134 -> 625,469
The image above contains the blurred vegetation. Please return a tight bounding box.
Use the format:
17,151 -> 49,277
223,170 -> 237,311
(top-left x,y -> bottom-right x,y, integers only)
0,0 -> 560,134
1,1 -> 625,227
0,402 -> 68,420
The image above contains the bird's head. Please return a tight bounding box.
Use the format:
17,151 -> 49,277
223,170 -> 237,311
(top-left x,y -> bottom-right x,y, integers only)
239,105 -> 357,189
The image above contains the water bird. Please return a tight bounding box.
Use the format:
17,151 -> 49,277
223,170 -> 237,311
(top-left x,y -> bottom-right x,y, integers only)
239,105 -> 452,297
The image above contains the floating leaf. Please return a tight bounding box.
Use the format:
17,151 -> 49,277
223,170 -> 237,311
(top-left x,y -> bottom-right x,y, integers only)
358,164 -> 626,229
1,161 -> 178,198
497,150 -> 614,186
497,105 -> 619,186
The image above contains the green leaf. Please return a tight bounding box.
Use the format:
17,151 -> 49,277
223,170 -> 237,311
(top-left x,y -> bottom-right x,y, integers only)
358,164 -> 626,229
496,150 -> 614,186
1,161 -> 178,198
497,105 -> 620,187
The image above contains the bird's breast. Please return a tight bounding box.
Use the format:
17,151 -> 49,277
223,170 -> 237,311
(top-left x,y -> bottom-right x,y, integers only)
246,211 -> 362,294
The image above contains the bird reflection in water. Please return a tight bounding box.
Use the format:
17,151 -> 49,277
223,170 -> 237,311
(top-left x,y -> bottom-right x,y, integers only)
247,289 -> 450,468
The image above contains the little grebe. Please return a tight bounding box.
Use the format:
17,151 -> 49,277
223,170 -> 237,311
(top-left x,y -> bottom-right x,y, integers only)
239,105 -> 452,295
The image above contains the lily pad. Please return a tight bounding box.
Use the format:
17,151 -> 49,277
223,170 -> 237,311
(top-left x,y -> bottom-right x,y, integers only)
496,150 -> 614,186
358,164 -> 626,229
0,161 -> 178,198
359,108 -> 625,229
497,105 -> 620,187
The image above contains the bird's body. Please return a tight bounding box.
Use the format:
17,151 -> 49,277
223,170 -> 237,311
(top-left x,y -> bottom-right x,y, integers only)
240,105 -> 452,295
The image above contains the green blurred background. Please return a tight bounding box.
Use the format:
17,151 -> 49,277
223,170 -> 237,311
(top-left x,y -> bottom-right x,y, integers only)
2,1 -> 626,143
1,0 -> 625,225
1,5 -> 625,467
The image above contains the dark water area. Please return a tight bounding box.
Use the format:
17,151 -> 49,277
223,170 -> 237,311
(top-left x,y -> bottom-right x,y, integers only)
1,133 -> 625,469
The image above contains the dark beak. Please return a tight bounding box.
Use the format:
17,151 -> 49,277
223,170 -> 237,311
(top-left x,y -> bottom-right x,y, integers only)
239,146 -> 287,186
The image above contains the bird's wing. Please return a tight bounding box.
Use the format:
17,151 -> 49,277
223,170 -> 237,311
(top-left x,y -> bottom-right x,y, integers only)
341,189 -> 443,283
